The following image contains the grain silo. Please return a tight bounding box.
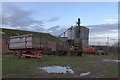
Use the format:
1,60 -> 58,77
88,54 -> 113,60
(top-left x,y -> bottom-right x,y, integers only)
67,26 -> 75,40
67,26 -> 75,46
80,26 -> 89,48
67,18 -> 89,48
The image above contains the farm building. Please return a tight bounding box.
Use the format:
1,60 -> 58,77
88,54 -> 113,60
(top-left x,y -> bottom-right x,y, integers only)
0,28 -> 63,54
67,26 -> 89,48
59,18 -> 89,48
59,26 -> 89,48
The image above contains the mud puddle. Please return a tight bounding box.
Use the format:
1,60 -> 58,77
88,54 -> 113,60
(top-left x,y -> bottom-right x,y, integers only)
103,59 -> 120,63
40,66 -> 74,74
80,72 -> 91,77
39,65 -> 107,78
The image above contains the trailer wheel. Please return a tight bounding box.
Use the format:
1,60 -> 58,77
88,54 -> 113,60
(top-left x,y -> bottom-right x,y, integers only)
16,51 -> 22,58
25,56 -> 31,58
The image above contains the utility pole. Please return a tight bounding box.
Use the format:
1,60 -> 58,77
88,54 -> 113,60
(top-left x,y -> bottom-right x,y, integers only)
98,42 -> 100,46
39,35 -> 41,50
106,37 -> 109,54
98,42 -> 100,50
107,37 -> 109,46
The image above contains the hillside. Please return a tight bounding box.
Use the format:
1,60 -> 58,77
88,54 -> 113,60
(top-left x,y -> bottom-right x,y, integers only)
0,28 -> 60,41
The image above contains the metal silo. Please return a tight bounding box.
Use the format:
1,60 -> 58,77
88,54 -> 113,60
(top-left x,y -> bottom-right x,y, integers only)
80,26 -> 89,48
67,26 -> 75,40
74,25 -> 89,48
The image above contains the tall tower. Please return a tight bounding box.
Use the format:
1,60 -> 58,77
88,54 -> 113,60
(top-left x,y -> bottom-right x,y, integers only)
75,18 -> 81,38
74,18 -> 83,56
77,18 -> 81,38
77,18 -> 80,27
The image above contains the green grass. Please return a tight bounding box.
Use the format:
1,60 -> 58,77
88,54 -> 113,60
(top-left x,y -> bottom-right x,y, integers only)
0,55 -> 2,78
2,54 -> 119,78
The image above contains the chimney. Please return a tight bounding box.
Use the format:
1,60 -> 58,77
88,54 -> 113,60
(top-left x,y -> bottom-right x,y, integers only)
78,18 -> 80,27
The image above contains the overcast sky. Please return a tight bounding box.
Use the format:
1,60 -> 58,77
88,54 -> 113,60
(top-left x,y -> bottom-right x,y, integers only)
1,2 -> 118,45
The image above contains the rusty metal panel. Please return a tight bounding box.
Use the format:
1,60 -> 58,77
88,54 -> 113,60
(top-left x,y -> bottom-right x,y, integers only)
9,34 -> 47,49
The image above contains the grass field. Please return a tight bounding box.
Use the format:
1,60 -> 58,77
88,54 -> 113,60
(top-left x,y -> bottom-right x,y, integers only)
0,55 -> 2,78
2,54 -> 119,78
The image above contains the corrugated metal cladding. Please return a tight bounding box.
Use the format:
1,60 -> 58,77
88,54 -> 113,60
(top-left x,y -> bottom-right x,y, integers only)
67,26 -> 89,48
9,34 -> 49,49
67,28 -> 75,40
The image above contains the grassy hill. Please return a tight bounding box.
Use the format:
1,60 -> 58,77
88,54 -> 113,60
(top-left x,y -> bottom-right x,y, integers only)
0,28 -> 60,41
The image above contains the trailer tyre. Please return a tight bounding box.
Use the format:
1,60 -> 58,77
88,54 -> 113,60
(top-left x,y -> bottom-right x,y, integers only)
25,56 -> 31,58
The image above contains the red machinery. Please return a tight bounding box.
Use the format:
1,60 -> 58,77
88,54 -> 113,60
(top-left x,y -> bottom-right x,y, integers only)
83,47 -> 96,55
22,52 -> 43,59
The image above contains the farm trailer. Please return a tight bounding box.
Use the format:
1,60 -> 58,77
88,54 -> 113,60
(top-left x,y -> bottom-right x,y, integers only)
8,34 -> 49,58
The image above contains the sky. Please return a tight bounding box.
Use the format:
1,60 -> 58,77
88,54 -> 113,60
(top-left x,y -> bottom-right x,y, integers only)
1,2 -> 118,45
1,2 -> 118,28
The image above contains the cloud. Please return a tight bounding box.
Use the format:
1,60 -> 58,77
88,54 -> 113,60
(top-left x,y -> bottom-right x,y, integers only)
109,29 -> 118,32
88,23 -> 118,33
47,17 -> 60,22
47,25 -> 60,31
104,19 -> 117,22
104,19 -> 118,24
1,4 -> 60,32
1,4 -> 44,30
87,23 -> 118,45
47,25 -> 67,36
